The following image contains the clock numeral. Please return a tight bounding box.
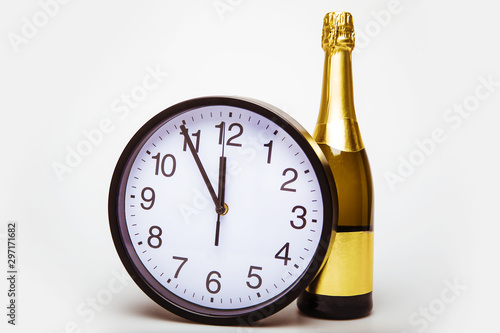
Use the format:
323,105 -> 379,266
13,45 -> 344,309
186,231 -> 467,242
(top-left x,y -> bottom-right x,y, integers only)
182,129 -> 201,153
147,226 -> 162,248
206,271 -> 222,294
216,122 -> 243,147
275,243 -> 291,266
227,123 -> 243,147
140,187 -> 155,210
172,256 -> 188,278
246,266 -> 263,289
152,153 -> 176,177
280,168 -> 298,192
263,140 -> 273,164
290,205 -> 307,229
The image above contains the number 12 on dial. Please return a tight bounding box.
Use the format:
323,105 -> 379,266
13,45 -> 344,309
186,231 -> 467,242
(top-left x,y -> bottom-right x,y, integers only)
108,96 -> 337,325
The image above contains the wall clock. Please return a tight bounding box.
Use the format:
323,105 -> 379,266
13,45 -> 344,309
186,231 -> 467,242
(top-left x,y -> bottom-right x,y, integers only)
108,96 -> 337,325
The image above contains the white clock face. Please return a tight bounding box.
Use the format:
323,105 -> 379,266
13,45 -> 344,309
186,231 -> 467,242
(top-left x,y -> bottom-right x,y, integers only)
110,98 -> 334,324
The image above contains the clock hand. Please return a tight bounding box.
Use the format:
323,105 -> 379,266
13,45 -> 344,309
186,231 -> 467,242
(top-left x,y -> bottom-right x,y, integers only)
215,156 -> 227,246
215,122 -> 227,246
179,124 -> 219,209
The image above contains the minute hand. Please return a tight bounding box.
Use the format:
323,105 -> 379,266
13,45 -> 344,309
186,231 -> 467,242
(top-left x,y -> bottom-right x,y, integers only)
180,124 -> 219,208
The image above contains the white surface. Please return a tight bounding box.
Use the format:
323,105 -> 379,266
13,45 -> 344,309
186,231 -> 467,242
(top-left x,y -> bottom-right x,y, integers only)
1,0 -> 499,332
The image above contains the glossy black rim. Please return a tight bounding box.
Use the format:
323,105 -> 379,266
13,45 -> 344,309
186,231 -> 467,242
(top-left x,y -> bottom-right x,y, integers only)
108,96 -> 338,326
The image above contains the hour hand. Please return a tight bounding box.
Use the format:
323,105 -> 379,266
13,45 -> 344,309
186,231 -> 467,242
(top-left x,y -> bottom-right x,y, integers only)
214,156 -> 227,246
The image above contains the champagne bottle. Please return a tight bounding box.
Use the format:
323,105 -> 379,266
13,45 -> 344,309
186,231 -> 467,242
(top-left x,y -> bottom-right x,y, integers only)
297,11 -> 374,319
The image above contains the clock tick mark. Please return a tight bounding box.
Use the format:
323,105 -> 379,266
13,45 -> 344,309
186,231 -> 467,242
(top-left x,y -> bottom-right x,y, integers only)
141,159 -> 146,162
130,195 -> 135,198
159,136 -> 163,140
147,258 -> 152,262
304,169 -> 310,174
281,278 -> 285,282
295,152 -> 299,156
153,266 -> 157,270
146,150 -> 151,155
310,229 -> 316,232
201,114 -> 204,119
248,295 -> 252,301
282,137 -> 286,141
175,284 -> 178,289
257,120 -> 260,125
288,272 -> 292,276
288,144 -> 293,148
191,116 -> 194,121
257,292 -> 261,298
137,167 -> 142,171
239,114 -> 242,119
210,297 -> 214,303
132,224 -> 136,226
229,112 -> 233,117
273,130 -> 278,135
300,256 -> 305,260
152,143 -> 156,147
266,125 -> 269,130
312,219 -> 317,223
266,289 -> 269,293
167,278 -> 171,283
304,248 -> 310,251
312,209 -> 318,212
300,161 -> 305,164
308,239 -> 313,242
294,264 -> 299,268
274,284 -> 277,288
210,112 -> 213,117
310,189 -> 316,192
138,241 -> 142,245
248,116 -> 251,121
160,273 -> 164,277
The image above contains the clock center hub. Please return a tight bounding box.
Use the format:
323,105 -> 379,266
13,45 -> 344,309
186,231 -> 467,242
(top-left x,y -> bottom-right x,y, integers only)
216,203 -> 229,216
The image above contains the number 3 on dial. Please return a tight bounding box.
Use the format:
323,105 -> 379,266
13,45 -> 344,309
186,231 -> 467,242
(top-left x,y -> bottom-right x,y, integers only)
109,96 -> 337,325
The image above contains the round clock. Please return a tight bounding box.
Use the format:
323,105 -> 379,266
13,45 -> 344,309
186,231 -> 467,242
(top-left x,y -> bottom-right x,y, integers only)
108,96 -> 337,325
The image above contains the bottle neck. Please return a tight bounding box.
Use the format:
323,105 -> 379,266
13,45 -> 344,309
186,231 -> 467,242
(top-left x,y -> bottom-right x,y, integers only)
313,46 -> 364,152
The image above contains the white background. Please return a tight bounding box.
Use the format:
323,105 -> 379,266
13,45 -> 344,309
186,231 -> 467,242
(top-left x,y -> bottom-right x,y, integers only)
1,0 -> 499,332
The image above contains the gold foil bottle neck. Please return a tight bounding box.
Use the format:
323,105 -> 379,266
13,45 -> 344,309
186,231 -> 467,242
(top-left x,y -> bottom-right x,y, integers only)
322,12 -> 355,51
314,11 -> 363,152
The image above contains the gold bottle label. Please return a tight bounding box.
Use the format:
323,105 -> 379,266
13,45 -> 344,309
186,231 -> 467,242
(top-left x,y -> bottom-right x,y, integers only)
306,231 -> 374,297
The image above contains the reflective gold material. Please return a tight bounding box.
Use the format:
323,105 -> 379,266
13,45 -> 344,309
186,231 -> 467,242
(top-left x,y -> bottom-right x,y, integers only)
314,11 -> 364,152
306,231 -> 374,296
322,11 -> 355,50
298,12 -> 374,319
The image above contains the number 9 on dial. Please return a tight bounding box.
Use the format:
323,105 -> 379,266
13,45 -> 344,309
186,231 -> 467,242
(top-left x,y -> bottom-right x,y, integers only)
108,96 -> 338,325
